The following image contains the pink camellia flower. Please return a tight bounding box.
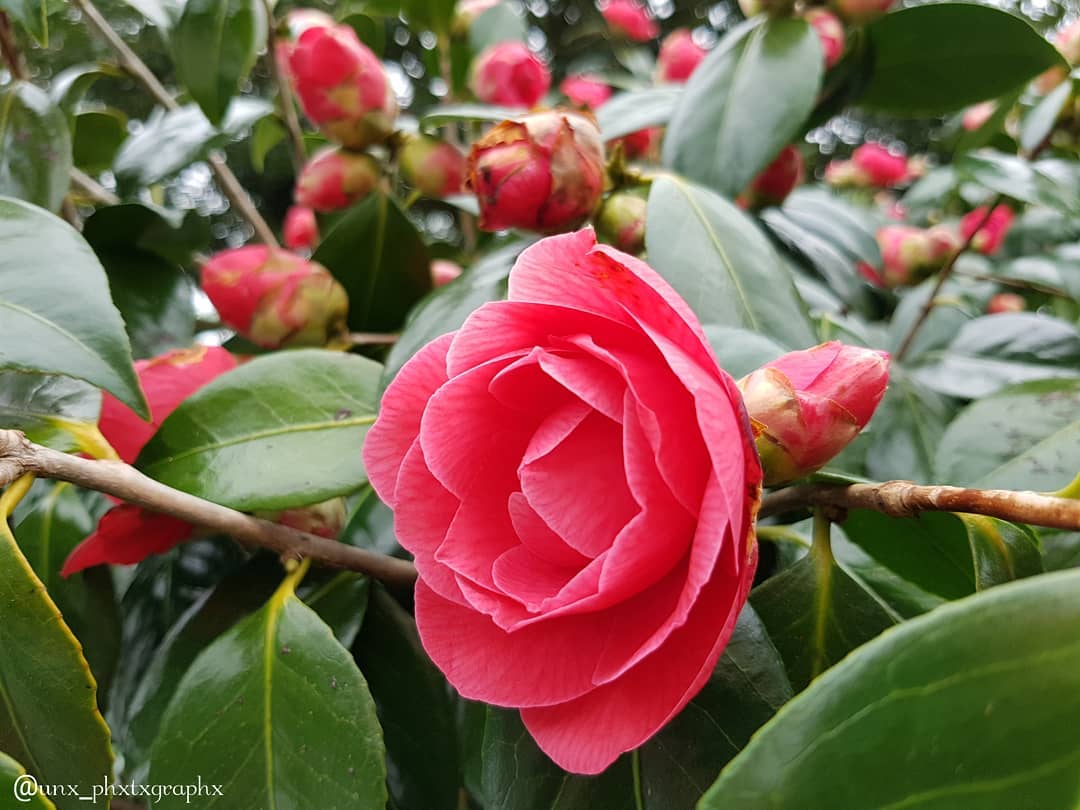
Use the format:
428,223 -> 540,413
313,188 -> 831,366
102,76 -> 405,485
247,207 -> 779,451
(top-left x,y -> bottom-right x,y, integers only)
470,42 -> 551,108
851,143 -> 909,187
960,205 -> 1014,256
804,8 -> 845,69
596,191 -> 647,254
62,346 -> 238,575
560,74 -> 613,109
599,0 -> 659,41
363,229 -> 762,774
294,146 -> 381,212
739,342 -> 889,485
987,292 -> 1026,314
285,22 -> 398,149
656,29 -> 708,83
828,0 -> 893,24
738,145 -> 804,209
431,259 -> 464,287
962,101 -> 996,131
201,246 -> 349,349
467,110 -> 605,233
283,205 -> 319,251
399,136 -> 467,198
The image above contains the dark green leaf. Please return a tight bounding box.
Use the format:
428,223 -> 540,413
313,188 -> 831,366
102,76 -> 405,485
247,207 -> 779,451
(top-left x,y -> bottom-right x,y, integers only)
49,63 -> 120,121
1042,531 -> 1080,571
956,149 -> 1079,214
0,81 -> 72,211
119,0 -> 182,29
860,4 -> 1066,116
935,378 -> 1080,492
469,1 -> 527,51
82,202 -> 211,267
646,176 -> 815,349
71,109 -> 127,174
0,371 -> 101,452
865,369 -> 954,484
0,0 -> 46,43
341,485 -> 400,556
0,752 -> 55,809
420,103 -> 525,130
300,571 -> 370,648
0,197 -> 147,416
137,350 -> 381,511
830,531 -> 946,619
1020,80 -> 1072,155
402,0 -> 454,37
663,18 -> 822,198
313,193 -> 432,333
700,569 -> 1080,809
148,576 -> 387,810
596,86 -> 681,142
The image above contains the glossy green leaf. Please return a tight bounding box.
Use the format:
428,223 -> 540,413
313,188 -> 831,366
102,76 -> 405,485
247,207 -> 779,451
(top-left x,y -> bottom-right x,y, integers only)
956,150 -> 1079,214
149,572 -> 387,810
830,531 -> 946,619
82,202 -> 212,267
859,4 -> 1066,116
0,81 -> 72,211
402,0 -> 454,37
700,569 -> 1080,809
1042,531 -> 1080,572
173,0 -> 263,125
137,350 -> 381,511
704,326 -> 785,379
646,176 -> 815,349
596,85 -> 681,142
885,272 -> 984,361
663,18 -> 822,198
353,585 -> 460,810
469,1 -> 526,51
0,480 -> 113,810
0,372 -> 101,452
865,370 -> 955,484
0,0 -> 46,43
0,197 -> 147,416
49,63 -> 121,122
341,485 -> 400,556
313,193 -> 432,333
1020,80 -> 1072,155
71,109 -> 127,174
0,751 -> 56,809
419,103 -> 525,130
936,378 -> 1080,492
119,0 -> 182,29
300,570 -> 370,649
750,531 -> 898,691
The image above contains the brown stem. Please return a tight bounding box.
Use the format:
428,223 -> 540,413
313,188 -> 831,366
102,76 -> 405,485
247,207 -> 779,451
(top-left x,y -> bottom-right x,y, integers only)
261,0 -> 307,172
760,480 -> 1080,531
348,331 -> 400,346
0,11 -> 27,80
952,269 -> 1067,298
72,0 -> 279,247
69,167 -> 121,205
0,431 -> 417,587
893,196 -> 1002,362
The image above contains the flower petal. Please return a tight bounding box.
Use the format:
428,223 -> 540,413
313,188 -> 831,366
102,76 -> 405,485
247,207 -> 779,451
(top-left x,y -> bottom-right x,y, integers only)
61,505 -> 193,576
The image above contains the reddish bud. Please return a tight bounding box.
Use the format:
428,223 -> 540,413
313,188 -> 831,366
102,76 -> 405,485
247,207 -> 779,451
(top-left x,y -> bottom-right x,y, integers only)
467,110 -> 605,233
259,497 -> 347,539
283,205 -> 319,250
962,101 -> 996,131
851,143 -> 909,187
616,126 -> 662,160
596,191 -> 647,254
399,136 -> 467,198
656,29 -> 708,83
823,159 -> 864,188
286,22 -> 397,149
1036,20 -> 1080,93
828,0 -> 893,24
987,293 -> 1026,315
470,42 -> 551,108
804,9 -> 845,69
294,146 -> 381,212
738,145 -> 804,209
559,74 -> 613,109
599,0 -> 659,41
960,205 -> 1014,256
874,224 -> 957,287
431,259 -> 464,287
738,342 -> 889,485
201,246 -> 349,349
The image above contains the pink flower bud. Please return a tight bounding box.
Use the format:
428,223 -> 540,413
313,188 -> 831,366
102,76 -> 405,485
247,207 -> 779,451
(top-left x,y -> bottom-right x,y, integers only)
962,101 -> 996,131
738,145 -> 804,209
804,8 -> 845,69
960,205 -> 1014,256
467,110 -> 605,233
828,0 -> 894,24
470,42 -> 551,108
876,225 -> 933,287
857,261 -> 885,288
559,74 -> 613,109
431,259 -> 464,287
201,246 -> 349,349
615,126 -> 662,160
851,143 -> 909,187
656,29 -> 708,83
599,0 -> 659,41
283,205 -> 319,250
823,159 -> 867,188
260,497 -> 347,538
738,342 -> 889,485
596,191 -> 647,254
987,292 -> 1026,315
399,136 -> 467,198
286,22 -> 398,149
1036,20 -> 1080,94
294,146 -> 381,212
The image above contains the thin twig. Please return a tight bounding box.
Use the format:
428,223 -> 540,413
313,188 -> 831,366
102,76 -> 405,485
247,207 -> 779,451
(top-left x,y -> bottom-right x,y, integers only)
953,269 -> 1067,298
72,0 -> 279,247
894,196 -> 1002,362
261,0 -> 307,172
0,11 -> 27,80
760,480 -> 1080,531
348,331 -> 400,346
69,167 -> 121,205
0,430 -> 418,587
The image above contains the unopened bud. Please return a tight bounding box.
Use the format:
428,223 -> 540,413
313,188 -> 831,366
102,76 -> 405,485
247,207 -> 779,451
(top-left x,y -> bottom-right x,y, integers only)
738,145 -> 804,209
470,42 -> 551,108
294,146 -> 381,212
600,0 -> 659,41
656,29 -> 708,83
596,192 -> 647,255
260,497 -> 347,539
987,293 -> 1026,315
560,74 -> 613,109
960,205 -> 1014,256
283,205 -> 319,250
804,8 -> 846,70
399,136 -> 467,198
828,0 -> 894,24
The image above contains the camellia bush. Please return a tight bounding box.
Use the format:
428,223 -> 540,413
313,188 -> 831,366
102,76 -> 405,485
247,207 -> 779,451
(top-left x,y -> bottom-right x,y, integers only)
1,0 -> 1080,806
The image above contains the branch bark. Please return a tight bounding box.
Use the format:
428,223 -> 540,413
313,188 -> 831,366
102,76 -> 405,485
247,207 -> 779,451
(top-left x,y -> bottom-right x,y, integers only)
0,430 -> 418,587
760,479 -> 1080,531
261,0 -> 307,173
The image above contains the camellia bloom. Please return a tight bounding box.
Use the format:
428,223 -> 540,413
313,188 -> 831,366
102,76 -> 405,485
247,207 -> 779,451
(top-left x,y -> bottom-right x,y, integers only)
61,346 -> 238,575
738,145 -> 804,209
596,191 -> 647,254
467,110 -> 605,233
470,42 -> 551,108
285,22 -> 398,149
851,143 -> 909,187
560,74 -> 613,109
960,205 -> 1014,256
399,136 -> 467,198
739,342 -> 889,485
804,8 -> 845,69
294,146 -> 381,212
201,246 -> 349,349
364,229 -> 761,774
599,0 -> 659,41
828,0 -> 893,24
283,205 -> 319,250
656,29 -> 708,83
431,259 -> 464,287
